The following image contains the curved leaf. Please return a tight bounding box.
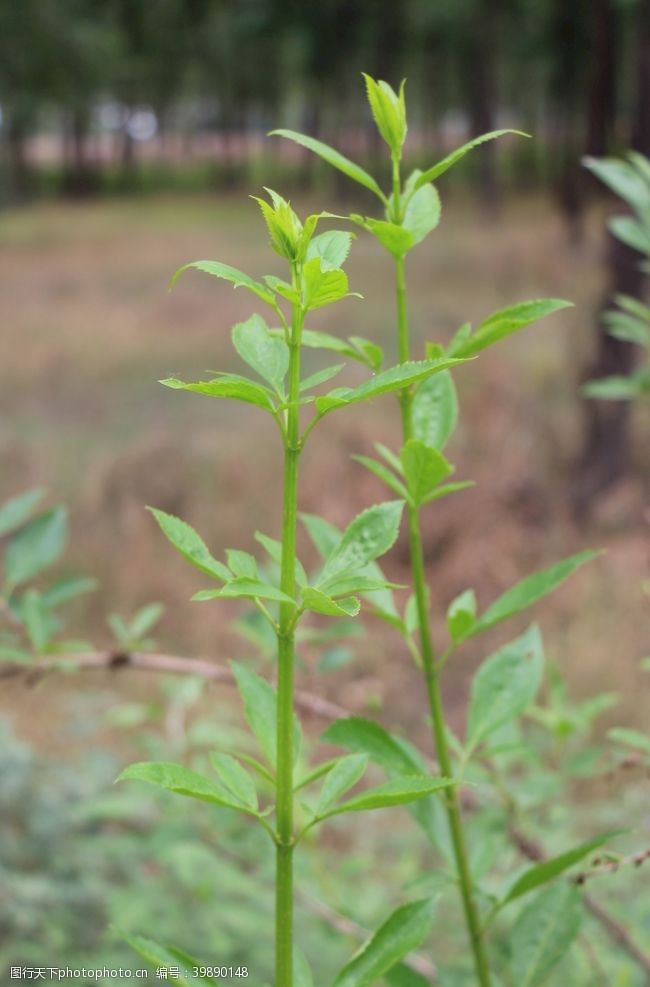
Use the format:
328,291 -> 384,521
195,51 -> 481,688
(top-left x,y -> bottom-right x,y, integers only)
270,129 -> 384,200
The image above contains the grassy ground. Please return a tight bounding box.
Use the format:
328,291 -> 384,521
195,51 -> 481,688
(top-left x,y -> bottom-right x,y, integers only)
0,191 -> 647,751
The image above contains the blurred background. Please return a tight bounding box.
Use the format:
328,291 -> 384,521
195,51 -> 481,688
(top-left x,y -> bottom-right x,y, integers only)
0,1 -> 648,983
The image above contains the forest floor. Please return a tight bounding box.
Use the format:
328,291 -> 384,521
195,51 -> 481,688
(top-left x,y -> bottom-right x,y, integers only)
0,190 -> 647,755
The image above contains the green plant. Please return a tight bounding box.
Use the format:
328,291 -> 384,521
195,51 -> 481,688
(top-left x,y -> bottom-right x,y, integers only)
117,188 -> 464,984
583,151 -> 650,400
0,487 -> 96,662
272,76 -> 634,986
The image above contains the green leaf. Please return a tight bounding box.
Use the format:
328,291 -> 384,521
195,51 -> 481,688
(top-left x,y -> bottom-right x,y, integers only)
225,549 -> 258,579
232,313 -> 289,392
170,259 -> 275,307
129,602 -> 164,639
385,965 -> 430,987
321,776 -> 453,820
466,626 -> 544,750
447,589 -> 477,643
316,358 -> 464,415
402,181 -> 441,246
302,257 -> 351,310
362,74 -> 407,157
4,507 -> 68,587
116,761 -> 254,814
323,717 -> 424,775
603,308 -> 650,348
253,188 -> 304,261
193,578 -> 294,605
231,661 -> 301,768
296,329 -> 380,370
209,753 -> 258,811
352,455 -> 409,499
502,831 -> 621,906
148,508 -> 231,582
607,727 -> 650,756
448,299 -> 572,359
582,374 -> 646,400
294,948 -> 314,987
510,883 -> 582,987
422,481 -> 474,505
319,501 -> 404,584
349,336 -> 384,371
316,753 -> 368,814
414,130 -> 528,189
332,898 -> 435,987
351,215 -> 414,258
160,374 -> 276,413
306,231 -> 354,271
468,551 -> 600,639
412,370 -> 458,450
583,155 -> 650,212
270,129 -> 384,200
22,589 -> 50,652
300,364 -> 345,392
400,440 -> 453,506
301,587 -> 360,618
254,531 -> 308,585
0,488 -> 45,538
41,576 -> 97,609
122,933 -> 219,986
608,214 -> 650,253
301,513 -> 341,558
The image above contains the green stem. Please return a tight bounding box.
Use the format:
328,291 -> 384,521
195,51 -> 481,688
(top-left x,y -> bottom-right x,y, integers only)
395,255 -> 493,987
275,270 -> 303,987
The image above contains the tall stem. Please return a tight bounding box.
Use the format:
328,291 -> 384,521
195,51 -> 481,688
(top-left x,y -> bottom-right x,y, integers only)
275,271 -> 303,987
395,255 -> 493,987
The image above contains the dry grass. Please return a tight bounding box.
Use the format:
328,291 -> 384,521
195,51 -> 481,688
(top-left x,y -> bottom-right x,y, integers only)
0,190 -> 647,749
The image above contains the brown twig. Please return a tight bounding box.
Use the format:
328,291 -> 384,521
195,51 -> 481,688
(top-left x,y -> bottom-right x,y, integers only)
509,825 -> 650,981
575,847 -> 650,885
0,650 -> 349,721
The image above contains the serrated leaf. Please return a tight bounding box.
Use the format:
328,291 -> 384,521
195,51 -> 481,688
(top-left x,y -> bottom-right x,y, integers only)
4,507 -> 68,587
300,364 -> 345,392
414,129 -> 528,189
316,753 -> 368,814
351,215 -> 414,258
323,717 -> 424,775
502,831 -> 622,906
231,661 -> 300,768
225,549 -> 258,579
270,129 -> 384,199
510,883 -> 582,987
402,181 -> 441,246
232,313 -> 289,392
170,259 -> 275,307
332,898 -> 435,987
303,257 -> 351,310
467,551 -> 600,639
306,231 -> 353,271
315,359 -> 463,415
122,933 -> 219,986
318,501 -> 404,584
209,753 -> 258,811
160,374 -> 276,413
116,761 -> 253,814
0,488 -> 45,538
447,589 -> 476,643
412,370 -> 458,450
352,455 -> 409,499
148,508 -> 230,581
449,299 -> 572,359
466,626 -> 544,750
321,776 -> 453,819
301,587 -> 360,618
362,74 -> 407,157
400,440 -> 453,506
193,578 -> 294,605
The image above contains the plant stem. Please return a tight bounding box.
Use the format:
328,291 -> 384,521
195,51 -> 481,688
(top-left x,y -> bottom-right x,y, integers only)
395,254 -> 493,987
275,269 -> 303,987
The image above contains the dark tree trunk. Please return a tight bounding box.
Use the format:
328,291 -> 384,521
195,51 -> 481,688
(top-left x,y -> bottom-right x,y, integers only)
6,118 -> 30,200
586,0 -> 617,157
465,0 -> 499,209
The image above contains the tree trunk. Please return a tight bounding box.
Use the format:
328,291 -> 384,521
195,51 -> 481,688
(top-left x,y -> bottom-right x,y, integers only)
465,0 -> 499,209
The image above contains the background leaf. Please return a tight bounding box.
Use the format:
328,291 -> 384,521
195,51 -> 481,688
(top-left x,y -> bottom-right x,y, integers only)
5,507 -> 68,587
510,883 -> 582,987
